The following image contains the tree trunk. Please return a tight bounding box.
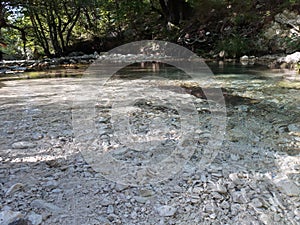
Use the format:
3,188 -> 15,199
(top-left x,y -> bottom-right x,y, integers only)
159,0 -> 192,25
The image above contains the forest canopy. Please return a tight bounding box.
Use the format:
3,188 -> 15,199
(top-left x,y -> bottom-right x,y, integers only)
0,0 -> 299,59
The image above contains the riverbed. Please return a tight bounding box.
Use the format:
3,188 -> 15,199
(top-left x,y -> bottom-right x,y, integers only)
0,62 -> 299,224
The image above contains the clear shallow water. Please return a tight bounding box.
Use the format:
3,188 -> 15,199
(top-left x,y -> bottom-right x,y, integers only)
1,62 -> 300,109
2,60 -> 297,100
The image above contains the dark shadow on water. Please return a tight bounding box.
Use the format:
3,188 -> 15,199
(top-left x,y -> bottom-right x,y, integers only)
207,62 -> 270,75
113,62 -> 192,80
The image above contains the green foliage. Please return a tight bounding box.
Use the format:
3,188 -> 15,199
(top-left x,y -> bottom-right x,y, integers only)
284,36 -> 300,53
295,63 -> 300,74
216,34 -> 250,58
1,28 -> 23,59
0,0 -> 299,59
27,0 -> 83,56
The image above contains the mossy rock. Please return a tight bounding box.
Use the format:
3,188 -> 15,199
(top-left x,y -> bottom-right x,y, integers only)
277,80 -> 300,89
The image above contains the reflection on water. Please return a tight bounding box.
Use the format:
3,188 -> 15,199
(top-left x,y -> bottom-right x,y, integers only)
113,62 -> 191,80
208,62 -> 269,75
0,65 -> 87,82
208,62 -> 284,81
0,61 -> 299,94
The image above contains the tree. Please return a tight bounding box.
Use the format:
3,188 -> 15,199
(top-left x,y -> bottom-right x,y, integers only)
158,0 -> 193,25
0,0 -> 28,59
26,0 -> 81,57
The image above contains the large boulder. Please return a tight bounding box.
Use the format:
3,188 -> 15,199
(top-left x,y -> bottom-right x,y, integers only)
263,10 -> 300,54
278,52 -> 300,64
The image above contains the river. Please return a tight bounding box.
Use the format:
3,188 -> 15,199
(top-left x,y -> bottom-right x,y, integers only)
0,62 -> 299,224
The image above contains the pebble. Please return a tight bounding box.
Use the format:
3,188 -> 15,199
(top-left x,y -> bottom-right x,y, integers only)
30,199 -> 62,214
213,183 -> 227,194
220,201 -> 230,209
27,212 -> 43,225
130,211 -> 138,219
251,198 -> 263,208
134,196 -> 149,204
229,173 -> 243,185
42,180 -> 58,189
0,210 -> 23,225
259,213 -> 272,225
190,194 -> 201,203
32,133 -> 44,140
288,123 -> 300,132
139,189 -> 155,197
157,205 -> 177,217
11,141 -> 36,149
274,178 -> 300,197
107,205 -> 114,214
204,203 -> 215,213
200,174 -> 207,182
115,183 -> 129,192
230,153 -> 240,161
5,183 -> 24,196
232,191 -> 249,204
100,198 -> 114,206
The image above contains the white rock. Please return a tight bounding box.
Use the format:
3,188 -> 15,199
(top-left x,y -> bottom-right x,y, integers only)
115,183 -> 128,192
211,192 -> 223,199
100,199 -> 113,206
27,212 -> 43,225
213,184 -> 227,194
240,55 -> 249,61
231,191 -> 249,204
0,210 -> 23,225
229,173 -> 243,185
157,205 -> 176,217
190,194 -> 201,203
200,174 -> 207,182
130,211 -> 138,219
259,213 -> 272,225
107,205 -> 114,214
12,141 -> 36,149
134,196 -> 149,204
274,178 -> 300,196
220,201 -> 230,209
284,52 -> 300,63
251,198 -> 263,208
42,180 -> 58,189
204,203 -> 215,213
288,123 -> 300,133
230,154 -> 240,161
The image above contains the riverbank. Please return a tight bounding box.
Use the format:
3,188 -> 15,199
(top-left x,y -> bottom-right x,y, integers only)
1,51 -> 300,78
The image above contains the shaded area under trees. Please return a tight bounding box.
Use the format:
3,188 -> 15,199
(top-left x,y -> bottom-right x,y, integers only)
0,0 -> 299,59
